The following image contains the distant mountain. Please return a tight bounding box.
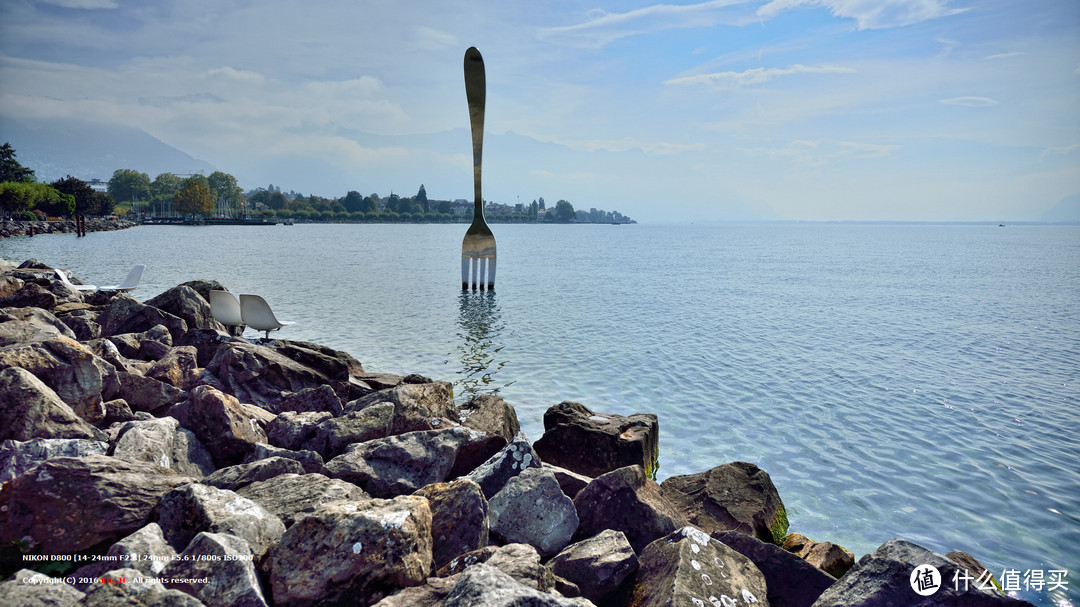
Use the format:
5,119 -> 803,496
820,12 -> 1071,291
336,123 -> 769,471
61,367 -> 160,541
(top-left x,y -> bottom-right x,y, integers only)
1040,194 -> 1080,223
0,118 -> 217,184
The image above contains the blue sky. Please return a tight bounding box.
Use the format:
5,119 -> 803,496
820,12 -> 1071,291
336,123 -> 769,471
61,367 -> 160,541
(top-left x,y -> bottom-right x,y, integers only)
1,0 -> 1077,222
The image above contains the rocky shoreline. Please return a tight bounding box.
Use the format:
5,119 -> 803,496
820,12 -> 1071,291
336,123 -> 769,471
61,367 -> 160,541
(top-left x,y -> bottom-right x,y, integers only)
0,218 -> 138,239
0,257 -> 1035,606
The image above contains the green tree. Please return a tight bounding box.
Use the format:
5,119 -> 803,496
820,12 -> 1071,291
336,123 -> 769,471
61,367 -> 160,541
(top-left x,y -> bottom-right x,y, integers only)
0,142 -> 36,183
150,173 -> 184,214
0,182 -> 73,215
415,184 -> 428,212
94,191 -> 117,215
107,169 -> 151,206
50,176 -> 98,216
268,191 -> 287,210
174,178 -> 213,215
361,194 -> 378,214
343,190 -> 364,213
207,171 -> 244,215
554,199 -> 575,222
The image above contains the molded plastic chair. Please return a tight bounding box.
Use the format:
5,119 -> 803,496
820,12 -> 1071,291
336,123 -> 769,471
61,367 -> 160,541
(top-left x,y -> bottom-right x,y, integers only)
98,265 -> 145,292
209,290 -> 244,331
55,269 -> 97,291
239,294 -> 295,339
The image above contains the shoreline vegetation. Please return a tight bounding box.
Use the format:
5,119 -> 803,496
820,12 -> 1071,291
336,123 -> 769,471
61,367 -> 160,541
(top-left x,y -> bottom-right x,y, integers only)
0,258 -> 1035,606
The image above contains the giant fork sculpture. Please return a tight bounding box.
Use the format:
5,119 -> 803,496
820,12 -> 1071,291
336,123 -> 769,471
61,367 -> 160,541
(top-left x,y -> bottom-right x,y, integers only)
461,47 -> 496,291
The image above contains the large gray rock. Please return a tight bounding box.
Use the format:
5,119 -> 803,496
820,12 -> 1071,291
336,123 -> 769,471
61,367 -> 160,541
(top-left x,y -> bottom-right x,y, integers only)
70,523 -> 178,589
145,284 -> 226,333
0,569 -> 85,606
715,530 -> 834,607
145,346 -> 200,390
107,324 -> 173,361
324,428 -> 468,498
661,461 -> 789,545
442,564 -> 596,607
0,336 -> 118,422
414,478 -> 489,569
266,410 -> 333,451
116,371 -> 186,413
269,339 -> 366,383
810,538 -> 1035,607
465,432 -> 543,499
110,416 -> 215,478
161,532 -> 268,607
572,465 -> 687,554
487,467 -> 578,557
96,293 -> 188,341
533,401 -> 659,479
311,402 -> 395,457
236,473 -> 368,527
0,437 -> 108,482
782,532 -> 855,578
437,543 -> 557,593
168,385 -> 268,467
0,306 -> 77,346
203,457 -> 305,491
344,380 -> 458,434
276,384 -> 343,416
457,393 -> 520,442
241,443 -> 325,475
631,527 -> 770,607
548,529 -> 638,605
266,496 -> 433,607
154,483 -> 285,558
0,455 -> 190,553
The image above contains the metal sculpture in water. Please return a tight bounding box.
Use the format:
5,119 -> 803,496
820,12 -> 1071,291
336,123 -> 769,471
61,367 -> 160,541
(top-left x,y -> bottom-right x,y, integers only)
461,47 -> 496,290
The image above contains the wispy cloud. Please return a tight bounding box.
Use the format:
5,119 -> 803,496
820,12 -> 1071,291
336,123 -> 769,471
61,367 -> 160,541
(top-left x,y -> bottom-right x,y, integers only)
538,0 -> 755,48
1039,144 -> 1080,161
666,64 -> 855,88
741,139 -> 900,166
36,0 -> 118,8
757,0 -> 968,29
567,137 -> 706,155
983,52 -> 1023,60
940,96 -> 998,107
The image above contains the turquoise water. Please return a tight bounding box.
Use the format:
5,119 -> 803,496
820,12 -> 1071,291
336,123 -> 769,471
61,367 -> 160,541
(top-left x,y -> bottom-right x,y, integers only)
3,223 -> 1078,605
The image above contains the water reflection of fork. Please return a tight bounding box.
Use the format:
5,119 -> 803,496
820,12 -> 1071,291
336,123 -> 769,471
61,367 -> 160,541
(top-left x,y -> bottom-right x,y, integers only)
461,46 -> 496,291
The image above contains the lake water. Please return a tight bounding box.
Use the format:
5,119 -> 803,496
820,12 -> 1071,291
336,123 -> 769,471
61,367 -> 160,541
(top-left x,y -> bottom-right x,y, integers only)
3,222 -> 1078,605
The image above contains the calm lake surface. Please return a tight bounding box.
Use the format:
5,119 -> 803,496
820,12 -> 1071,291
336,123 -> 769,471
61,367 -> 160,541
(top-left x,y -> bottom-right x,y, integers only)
3,222 -> 1078,605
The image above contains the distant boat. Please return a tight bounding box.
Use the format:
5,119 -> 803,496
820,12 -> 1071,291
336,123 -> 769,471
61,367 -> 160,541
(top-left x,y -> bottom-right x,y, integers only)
999,224 -> 1006,227
204,213 -> 278,226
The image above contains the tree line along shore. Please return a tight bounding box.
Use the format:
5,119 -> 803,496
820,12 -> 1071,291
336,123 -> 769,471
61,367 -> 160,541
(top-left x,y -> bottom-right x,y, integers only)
0,257 -> 1032,606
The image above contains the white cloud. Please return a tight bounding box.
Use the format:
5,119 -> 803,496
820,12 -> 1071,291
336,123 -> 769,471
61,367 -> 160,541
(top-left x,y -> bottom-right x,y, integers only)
34,0 -> 118,8
939,96 -> 998,107
983,52 -> 1024,60
757,0 -> 968,29
538,0 -> 756,48
410,26 -> 457,52
563,137 -> 706,155
665,64 -> 855,87
1039,144 -> 1080,161
205,66 -> 266,86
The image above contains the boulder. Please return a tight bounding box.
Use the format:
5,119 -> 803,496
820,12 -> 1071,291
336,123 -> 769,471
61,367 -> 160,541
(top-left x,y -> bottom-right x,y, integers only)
175,279 -> 229,303
175,328 -> 245,368
116,372 -> 186,413
168,385 -> 268,467
457,393 -> 520,442
782,532 -> 855,578
660,461 -> 789,545
414,478 -> 489,569
96,293 -> 188,341
110,416 -> 215,478
324,428 -> 468,498
344,380 -> 458,434
145,284 -> 226,333
0,455 -> 189,554
69,523 -> 178,588
311,402 -> 395,457
161,532 -> 268,607
276,384 -> 343,416
0,437 -> 109,482
532,401 -> 659,479
548,529 -> 639,605
202,341 -> 351,413
241,443 -> 325,474
438,543 -> 557,593
145,346 -> 200,390
0,569 -> 85,606
0,336 -> 118,420
446,426 -> 512,480
354,372 -> 406,390
487,467 -> 579,557
203,457 -> 306,491
544,463 -> 592,499
442,564 -> 595,607
61,313 -> 102,342
236,473 -> 368,527
77,566 -> 204,606
102,398 -> 137,425
0,282 -> 57,309
0,367 -> 107,442
716,530 -> 834,607
465,432 -> 543,499
266,496 -> 433,607
266,410 -> 334,452
572,465 -> 687,554
810,538 -> 1033,607
154,483 -> 285,558
631,527 -> 769,607
0,307 -> 76,346
270,339 -> 366,382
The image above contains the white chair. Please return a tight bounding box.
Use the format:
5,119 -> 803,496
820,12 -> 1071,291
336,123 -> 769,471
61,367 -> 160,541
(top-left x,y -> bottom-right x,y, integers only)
209,290 -> 244,332
55,269 -> 97,291
239,294 -> 295,339
98,265 -> 145,292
